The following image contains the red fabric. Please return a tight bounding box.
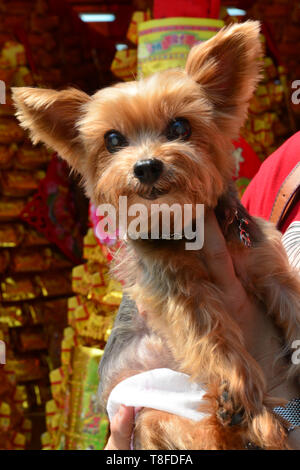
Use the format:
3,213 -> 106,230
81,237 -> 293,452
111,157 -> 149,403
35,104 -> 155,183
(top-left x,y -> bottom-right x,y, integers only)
153,0 -> 220,19
209,0 -> 221,19
242,132 -> 300,233
232,136 -> 261,180
20,155 -> 83,264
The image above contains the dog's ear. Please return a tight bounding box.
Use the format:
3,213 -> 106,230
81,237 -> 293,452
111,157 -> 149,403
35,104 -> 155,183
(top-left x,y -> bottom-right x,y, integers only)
12,87 -> 90,172
185,21 -> 262,134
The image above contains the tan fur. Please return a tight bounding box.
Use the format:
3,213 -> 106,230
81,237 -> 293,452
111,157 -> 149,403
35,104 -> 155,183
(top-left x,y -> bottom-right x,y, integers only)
12,21 -> 300,449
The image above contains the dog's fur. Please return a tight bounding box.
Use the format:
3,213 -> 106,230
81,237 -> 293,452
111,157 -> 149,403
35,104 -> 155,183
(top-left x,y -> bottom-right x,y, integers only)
12,21 -> 300,449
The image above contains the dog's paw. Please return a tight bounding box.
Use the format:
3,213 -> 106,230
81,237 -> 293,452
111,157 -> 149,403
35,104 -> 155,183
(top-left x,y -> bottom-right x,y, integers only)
217,388 -> 245,426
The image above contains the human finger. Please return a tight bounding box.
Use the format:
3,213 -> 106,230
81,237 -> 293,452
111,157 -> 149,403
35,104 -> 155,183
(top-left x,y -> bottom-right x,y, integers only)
105,405 -> 134,450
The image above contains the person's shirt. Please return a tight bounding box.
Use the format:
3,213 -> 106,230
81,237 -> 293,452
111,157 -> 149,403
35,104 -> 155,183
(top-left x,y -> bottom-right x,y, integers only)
242,132 -> 300,269
282,221 -> 300,270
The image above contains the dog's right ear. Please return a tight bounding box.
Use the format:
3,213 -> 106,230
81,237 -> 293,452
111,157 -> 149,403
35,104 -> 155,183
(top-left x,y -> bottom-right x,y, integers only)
12,87 -> 91,172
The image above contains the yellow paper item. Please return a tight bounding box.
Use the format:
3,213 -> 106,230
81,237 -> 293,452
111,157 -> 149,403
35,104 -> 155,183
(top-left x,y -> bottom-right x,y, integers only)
138,17 -> 224,78
127,10 -> 152,45
111,49 -> 137,82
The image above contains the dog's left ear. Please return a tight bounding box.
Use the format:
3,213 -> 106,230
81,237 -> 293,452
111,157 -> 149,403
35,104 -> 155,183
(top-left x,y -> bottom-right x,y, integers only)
185,21 -> 262,135
12,87 -> 91,172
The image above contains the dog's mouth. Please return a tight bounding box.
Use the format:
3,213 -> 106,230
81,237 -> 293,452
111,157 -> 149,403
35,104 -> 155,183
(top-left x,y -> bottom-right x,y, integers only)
139,186 -> 169,200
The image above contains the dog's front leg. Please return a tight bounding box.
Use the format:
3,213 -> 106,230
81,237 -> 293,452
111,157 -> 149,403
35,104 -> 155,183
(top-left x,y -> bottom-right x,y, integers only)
134,408 -> 248,450
145,290 -> 287,449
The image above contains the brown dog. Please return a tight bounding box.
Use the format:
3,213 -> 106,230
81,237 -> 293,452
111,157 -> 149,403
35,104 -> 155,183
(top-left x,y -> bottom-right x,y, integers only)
12,21 -> 300,449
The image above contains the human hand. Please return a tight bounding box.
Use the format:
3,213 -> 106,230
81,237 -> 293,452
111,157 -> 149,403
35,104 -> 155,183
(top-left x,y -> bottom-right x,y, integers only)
202,210 -> 250,321
104,405 -> 134,450
202,211 -> 283,370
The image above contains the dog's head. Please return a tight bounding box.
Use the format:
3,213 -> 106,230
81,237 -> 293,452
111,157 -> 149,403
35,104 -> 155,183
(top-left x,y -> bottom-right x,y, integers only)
12,21 -> 261,215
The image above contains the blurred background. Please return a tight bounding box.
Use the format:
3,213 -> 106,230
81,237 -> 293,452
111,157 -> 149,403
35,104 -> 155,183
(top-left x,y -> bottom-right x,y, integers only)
0,0 -> 299,450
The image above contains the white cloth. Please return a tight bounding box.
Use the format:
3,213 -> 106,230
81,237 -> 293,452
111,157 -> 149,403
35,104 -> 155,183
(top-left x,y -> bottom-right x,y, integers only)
282,221 -> 300,271
107,368 -> 208,423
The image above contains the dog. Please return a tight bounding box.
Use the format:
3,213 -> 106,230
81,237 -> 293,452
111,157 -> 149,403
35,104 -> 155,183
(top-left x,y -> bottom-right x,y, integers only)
12,21 -> 300,449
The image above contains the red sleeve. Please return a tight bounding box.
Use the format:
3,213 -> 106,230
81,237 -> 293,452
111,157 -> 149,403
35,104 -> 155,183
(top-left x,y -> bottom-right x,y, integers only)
242,132 -> 300,233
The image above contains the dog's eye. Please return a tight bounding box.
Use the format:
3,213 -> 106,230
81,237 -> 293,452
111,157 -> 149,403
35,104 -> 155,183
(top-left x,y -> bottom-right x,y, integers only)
104,130 -> 128,153
166,118 -> 191,141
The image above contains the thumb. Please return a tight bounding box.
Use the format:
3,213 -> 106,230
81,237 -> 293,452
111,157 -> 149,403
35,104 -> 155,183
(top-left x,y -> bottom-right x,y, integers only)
106,405 -> 134,450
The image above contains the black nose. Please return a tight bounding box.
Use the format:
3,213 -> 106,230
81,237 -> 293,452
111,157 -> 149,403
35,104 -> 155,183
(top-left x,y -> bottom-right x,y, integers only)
133,159 -> 163,185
